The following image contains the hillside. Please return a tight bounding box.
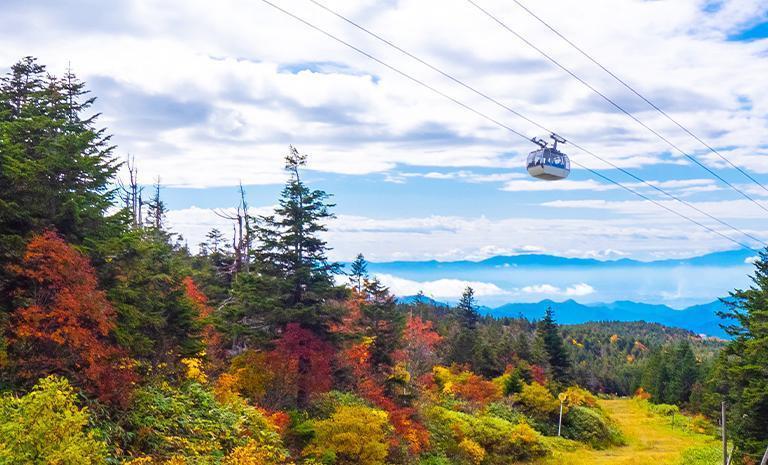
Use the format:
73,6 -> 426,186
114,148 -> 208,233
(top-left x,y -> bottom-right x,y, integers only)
488,299 -> 729,338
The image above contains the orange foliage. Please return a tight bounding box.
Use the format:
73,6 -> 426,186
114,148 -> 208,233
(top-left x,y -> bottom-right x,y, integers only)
339,340 -> 430,454
529,364 -> 547,385
273,323 -> 334,405
448,373 -> 502,405
8,231 -> 137,405
182,276 -> 225,367
634,387 -> 652,400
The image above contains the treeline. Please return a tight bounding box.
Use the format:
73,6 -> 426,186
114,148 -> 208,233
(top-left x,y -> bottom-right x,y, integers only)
0,57 -> 765,464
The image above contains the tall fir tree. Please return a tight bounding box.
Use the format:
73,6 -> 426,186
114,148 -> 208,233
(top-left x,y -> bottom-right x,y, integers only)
349,253 -> 368,292
0,57 -> 121,310
708,251 -> 768,455
230,146 -> 342,341
361,278 -> 405,371
536,307 -> 571,383
450,286 -> 480,366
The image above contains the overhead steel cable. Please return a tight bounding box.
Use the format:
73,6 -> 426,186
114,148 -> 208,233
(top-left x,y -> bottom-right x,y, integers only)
464,0 -> 768,215
302,0 -> 768,247
508,0 -> 768,196
257,0 -> 761,253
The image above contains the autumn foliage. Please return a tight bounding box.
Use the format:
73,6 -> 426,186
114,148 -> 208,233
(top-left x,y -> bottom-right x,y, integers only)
7,231 -> 136,405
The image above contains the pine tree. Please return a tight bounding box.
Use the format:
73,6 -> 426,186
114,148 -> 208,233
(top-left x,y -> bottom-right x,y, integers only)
361,278 -> 405,371
450,286 -> 480,366
0,57 -> 121,309
349,253 -> 369,292
146,179 -> 167,230
709,251 -> 768,455
254,146 -> 341,332
536,307 -> 571,383
666,341 -> 697,405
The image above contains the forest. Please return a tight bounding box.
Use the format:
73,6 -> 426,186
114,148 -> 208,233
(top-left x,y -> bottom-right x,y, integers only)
1,57 -> 767,465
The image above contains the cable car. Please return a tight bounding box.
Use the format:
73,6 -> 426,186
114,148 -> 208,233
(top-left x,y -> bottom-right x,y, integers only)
526,134 -> 570,180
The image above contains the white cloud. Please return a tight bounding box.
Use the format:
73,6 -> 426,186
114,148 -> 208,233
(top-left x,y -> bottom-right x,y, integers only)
1,0 -> 767,187
520,283 -> 595,297
374,273 -> 509,298
521,284 -> 560,294
745,255 -> 760,264
565,283 -> 596,297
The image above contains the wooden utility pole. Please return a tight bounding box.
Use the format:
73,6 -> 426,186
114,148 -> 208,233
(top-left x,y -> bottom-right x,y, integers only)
722,401 -> 728,465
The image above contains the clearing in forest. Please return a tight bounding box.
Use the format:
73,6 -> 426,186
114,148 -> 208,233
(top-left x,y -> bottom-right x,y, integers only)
529,398 -> 720,465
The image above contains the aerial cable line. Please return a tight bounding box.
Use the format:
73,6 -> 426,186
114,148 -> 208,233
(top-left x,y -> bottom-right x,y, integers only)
257,0 -> 761,253
464,0 -> 768,215
303,0 -> 767,247
508,0 -> 768,196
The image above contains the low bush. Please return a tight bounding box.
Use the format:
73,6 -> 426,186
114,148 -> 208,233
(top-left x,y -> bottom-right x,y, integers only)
303,405 -> 391,465
424,406 -> 548,463
561,406 -> 625,449
0,376 -> 107,465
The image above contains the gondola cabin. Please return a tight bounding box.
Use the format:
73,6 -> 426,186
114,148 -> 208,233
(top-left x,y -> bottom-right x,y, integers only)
526,134 -> 570,180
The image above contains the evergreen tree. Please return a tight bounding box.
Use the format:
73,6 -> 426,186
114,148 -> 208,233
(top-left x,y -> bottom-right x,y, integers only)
361,278 -> 405,371
536,307 -> 571,383
250,146 -> 342,333
709,251 -> 768,455
666,341 -> 698,405
449,286 -> 480,366
0,57 -> 121,309
146,179 -> 167,230
349,253 -> 369,292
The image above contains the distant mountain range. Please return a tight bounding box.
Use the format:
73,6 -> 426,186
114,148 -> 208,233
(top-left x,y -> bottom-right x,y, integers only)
399,294 -> 731,339
366,249 -> 757,273
364,249 -> 756,310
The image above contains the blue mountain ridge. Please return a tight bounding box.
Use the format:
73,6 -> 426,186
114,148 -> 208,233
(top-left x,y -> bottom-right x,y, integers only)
355,249 -> 757,273
398,295 -> 730,339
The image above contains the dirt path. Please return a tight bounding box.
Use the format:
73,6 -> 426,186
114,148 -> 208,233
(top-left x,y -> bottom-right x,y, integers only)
531,398 -> 719,465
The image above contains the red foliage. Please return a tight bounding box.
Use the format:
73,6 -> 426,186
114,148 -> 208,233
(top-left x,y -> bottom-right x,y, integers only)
402,316 -> 443,377
8,231 -> 137,405
273,323 -> 334,405
404,316 -> 442,348
339,340 -> 430,454
449,373 -> 501,405
182,276 -> 225,365
530,364 -> 548,385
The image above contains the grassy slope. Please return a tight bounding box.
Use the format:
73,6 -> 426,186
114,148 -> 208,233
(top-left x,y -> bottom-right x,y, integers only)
527,399 -> 720,465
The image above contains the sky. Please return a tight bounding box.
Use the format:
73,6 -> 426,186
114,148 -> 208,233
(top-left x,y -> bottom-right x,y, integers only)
2,0 -> 768,304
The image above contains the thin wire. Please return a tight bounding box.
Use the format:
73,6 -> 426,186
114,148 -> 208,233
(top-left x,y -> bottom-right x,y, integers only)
257,0 -> 760,253
304,0 -> 767,247
464,0 -> 768,215
509,0 -> 768,195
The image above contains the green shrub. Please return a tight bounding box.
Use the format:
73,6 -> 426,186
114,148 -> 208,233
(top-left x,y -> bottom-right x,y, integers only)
309,390 -> 370,418
416,454 -> 452,465
125,381 -> 283,462
424,406 -> 548,463
676,445 -> 721,465
513,383 -> 560,420
484,401 -> 530,425
562,406 -> 625,449
0,376 -> 107,465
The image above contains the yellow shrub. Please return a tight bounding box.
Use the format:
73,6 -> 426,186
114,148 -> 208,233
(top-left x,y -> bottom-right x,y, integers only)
304,406 -> 391,465
181,357 -> 207,384
561,386 -> 598,409
0,376 -> 107,465
513,382 -> 560,418
223,440 -> 294,465
458,438 -> 486,465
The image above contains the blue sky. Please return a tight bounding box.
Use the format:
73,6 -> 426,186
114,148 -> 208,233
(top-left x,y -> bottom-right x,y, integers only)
2,0 -> 768,305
